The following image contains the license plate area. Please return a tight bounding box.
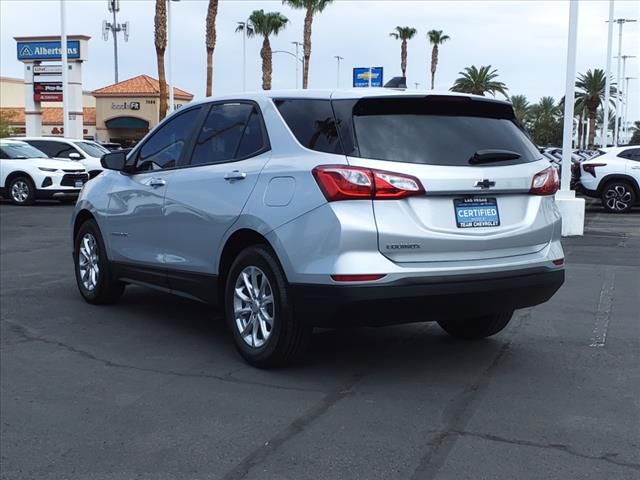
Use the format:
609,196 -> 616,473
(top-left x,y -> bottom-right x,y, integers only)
454,197 -> 500,228
75,180 -> 84,188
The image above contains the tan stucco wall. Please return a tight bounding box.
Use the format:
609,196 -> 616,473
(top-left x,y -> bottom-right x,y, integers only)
0,77 -> 95,108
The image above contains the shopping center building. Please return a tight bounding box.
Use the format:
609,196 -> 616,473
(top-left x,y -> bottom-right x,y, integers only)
1,74 -> 193,146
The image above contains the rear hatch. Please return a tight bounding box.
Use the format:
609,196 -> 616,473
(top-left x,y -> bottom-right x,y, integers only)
332,95 -> 557,263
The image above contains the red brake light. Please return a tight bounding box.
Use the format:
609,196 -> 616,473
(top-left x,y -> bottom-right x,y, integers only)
582,163 -> 606,177
552,258 -> 564,266
330,274 -> 386,282
530,166 -> 559,195
312,165 -> 424,201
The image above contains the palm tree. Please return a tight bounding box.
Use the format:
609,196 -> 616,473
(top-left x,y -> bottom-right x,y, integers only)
529,96 -> 563,146
389,26 -> 417,77
154,0 -> 168,119
509,94 -> 530,126
427,29 -> 450,89
283,0 -> 334,89
237,10 -> 288,91
575,68 -> 616,148
205,0 -> 219,97
450,65 -> 508,98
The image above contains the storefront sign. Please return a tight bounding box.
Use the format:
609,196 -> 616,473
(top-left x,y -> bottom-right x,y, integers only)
34,82 -> 63,93
111,101 -> 141,111
33,65 -> 63,75
34,93 -> 63,102
17,40 -> 80,61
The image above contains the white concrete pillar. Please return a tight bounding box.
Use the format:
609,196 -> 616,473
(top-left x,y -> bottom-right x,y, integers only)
66,63 -> 84,138
23,63 -> 41,136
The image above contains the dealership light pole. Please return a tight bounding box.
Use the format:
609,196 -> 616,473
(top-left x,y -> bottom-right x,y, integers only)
237,19 -> 250,91
334,55 -> 343,88
273,50 -> 303,88
60,0 -> 69,138
623,76 -> 636,142
602,0 -> 614,147
610,18 -> 637,145
615,55 -> 636,142
167,0 -> 180,113
556,0 -> 584,237
293,42 -> 304,88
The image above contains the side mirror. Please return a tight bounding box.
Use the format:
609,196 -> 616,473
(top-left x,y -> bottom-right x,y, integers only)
101,151 -> 128,171
69,152 -> 83,159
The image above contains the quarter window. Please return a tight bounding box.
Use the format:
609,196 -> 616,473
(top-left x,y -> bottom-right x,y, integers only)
274,99 -> 343,154
190,103 -> 266,166
136,107 -> 201,171
618,148 -> 640,161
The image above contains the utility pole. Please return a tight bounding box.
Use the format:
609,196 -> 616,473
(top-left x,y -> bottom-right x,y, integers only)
334,55 -> 344,88
102,0 -> 129,84
293,41 -> 303,89
610,18 -> 637,145
602,0 -> 614,147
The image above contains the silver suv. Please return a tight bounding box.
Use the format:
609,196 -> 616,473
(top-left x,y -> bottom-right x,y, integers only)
72,90 -> 565,367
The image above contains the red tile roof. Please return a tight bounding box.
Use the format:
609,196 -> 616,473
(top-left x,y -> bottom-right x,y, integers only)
93,74 -> 193,100
1,107 -> 96,125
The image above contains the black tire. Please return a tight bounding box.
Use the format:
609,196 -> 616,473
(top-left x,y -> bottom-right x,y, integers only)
74,219 -> 125,305
225,245 -> 311,368
600,180 -> 636,213
437,311 -> 514,339
8,176 -> 35,206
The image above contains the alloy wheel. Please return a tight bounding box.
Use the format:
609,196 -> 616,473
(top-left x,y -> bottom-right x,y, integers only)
10,180 -> 30,203
233,266 -> 275,348
78,233 -> 100,291
604,185 -> 632,212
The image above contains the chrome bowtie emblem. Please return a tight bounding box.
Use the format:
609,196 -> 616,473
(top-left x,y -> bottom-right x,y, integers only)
474,179 -> 496,189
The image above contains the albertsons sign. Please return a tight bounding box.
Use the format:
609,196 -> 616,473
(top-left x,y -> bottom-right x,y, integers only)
17,41 -> 81,61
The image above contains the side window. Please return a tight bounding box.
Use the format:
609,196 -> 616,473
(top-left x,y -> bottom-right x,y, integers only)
190,103 -> 265,166
0,149 -> 8,159
136,107 -> 201,171
28,140 -> 80,159
619,148 -> 640,161
274,99 -> 343,154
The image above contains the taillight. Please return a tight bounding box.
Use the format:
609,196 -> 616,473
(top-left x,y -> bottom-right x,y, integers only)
312,165 -> 424,201
530,166 -> 559,195
582,163 -> 606,177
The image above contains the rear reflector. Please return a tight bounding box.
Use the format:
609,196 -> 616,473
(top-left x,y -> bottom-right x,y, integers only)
313,165 -> 424,201
530,166 -> 559,195
552,258 -> 564,266
330,274 -> 386,282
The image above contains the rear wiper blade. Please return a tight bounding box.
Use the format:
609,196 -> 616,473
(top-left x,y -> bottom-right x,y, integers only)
469,149 -> 521,165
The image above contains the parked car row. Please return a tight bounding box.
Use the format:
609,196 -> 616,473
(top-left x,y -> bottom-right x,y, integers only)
0,139 -> 89,205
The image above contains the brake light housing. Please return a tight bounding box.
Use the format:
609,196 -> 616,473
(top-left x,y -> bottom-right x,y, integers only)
530,166 -> 559,195
582,163 -> 606,177
312,165 -> 425,201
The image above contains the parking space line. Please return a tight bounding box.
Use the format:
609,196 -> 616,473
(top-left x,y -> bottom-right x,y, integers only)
589,268 -> 615,348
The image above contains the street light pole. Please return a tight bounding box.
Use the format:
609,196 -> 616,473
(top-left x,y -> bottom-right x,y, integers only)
237,19 -> 249,91
602,0 -> 614,147
60,0 -> 69,138
623,76 -> 637,143
167,0 -> 180,114
560,0 -> 579,193
334,55 -> 343,88
611,18 -> 637,145
292,41 -> 303,89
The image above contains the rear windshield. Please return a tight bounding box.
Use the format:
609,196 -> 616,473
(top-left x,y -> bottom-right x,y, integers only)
337,97 -> 541,167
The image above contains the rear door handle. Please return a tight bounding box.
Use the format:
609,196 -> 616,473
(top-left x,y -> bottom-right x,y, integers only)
224,171 -> 247,181
148,178 -> 166,188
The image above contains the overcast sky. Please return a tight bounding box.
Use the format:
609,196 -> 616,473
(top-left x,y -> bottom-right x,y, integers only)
1,0 -> 639,120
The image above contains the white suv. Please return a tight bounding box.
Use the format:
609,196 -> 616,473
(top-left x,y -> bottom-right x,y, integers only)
15,137 -> 108,178
0,139 -> 88,205
577,146 -> 640,213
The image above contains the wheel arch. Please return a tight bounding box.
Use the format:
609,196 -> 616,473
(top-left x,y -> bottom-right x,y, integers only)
5,171 -> 35,188
73,209 -> 97,244
218,229 -> 280,298
598,174 -> 640,196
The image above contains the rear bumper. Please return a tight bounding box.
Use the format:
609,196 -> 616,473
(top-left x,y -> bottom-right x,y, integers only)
575,183 -> 599,198
291,268 -> 565,327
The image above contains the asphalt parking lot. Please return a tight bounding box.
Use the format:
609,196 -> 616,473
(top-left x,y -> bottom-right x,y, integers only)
1,200 -> 639,480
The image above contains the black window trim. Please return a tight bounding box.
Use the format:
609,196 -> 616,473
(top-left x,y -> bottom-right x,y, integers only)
183,99 -> 271,168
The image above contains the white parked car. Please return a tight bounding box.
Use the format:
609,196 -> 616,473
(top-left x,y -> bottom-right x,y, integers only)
14,137 -> 108,178
577,146 -> 640,212
0,139 -> 89,205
